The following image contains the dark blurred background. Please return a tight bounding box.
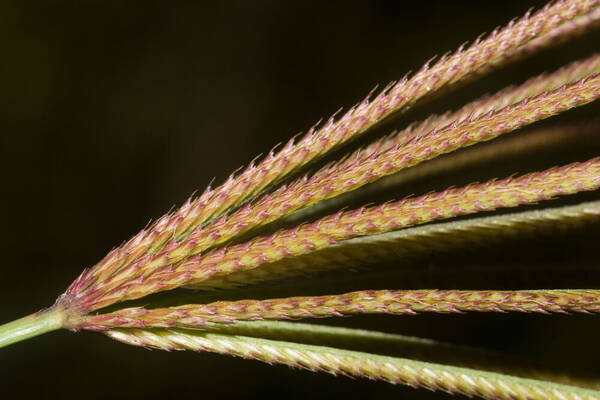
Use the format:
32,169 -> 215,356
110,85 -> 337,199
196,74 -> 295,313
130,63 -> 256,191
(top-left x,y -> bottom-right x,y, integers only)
2,1 -> 600,399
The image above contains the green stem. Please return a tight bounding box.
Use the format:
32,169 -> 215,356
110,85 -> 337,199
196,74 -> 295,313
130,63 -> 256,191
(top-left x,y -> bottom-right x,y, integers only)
0,306 -> 65,349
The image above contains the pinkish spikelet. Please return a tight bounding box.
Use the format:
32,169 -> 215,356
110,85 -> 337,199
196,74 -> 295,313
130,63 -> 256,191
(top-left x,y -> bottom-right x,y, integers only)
488,6 -> 600,72
91,69 -> 600,303
77,157 -> 600,309
62,1 -> 600,314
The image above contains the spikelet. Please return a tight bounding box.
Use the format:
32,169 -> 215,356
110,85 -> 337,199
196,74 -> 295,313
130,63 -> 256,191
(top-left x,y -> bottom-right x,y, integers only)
70,68 -> 600,309
286,123 -> 600,225
79,157 -> 600,310
472,5 -> 600,78
105,328 -> 600,400
67,0 -> 600,304
73,289 -> 600,331
94,320 -> 595,388
238,56 -> 600,227
198,199 -> 600,289
164,0 -> 599,230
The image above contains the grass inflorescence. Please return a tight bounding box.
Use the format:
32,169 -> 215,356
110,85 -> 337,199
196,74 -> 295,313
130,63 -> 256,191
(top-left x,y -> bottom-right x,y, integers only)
3,1 -> 600,399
